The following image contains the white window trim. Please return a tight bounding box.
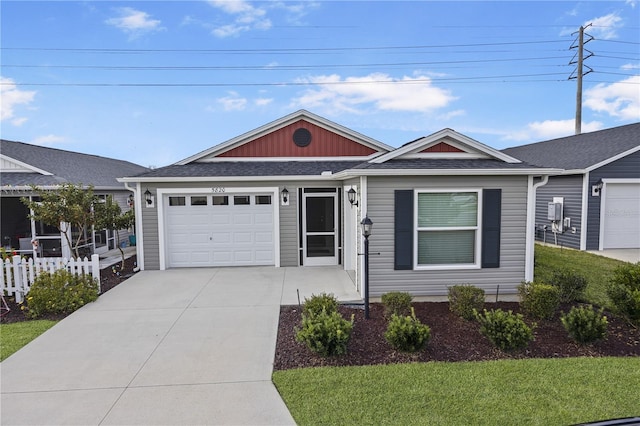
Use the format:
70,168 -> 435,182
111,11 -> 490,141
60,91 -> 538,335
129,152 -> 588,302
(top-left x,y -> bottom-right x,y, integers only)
413,188 -> 482,270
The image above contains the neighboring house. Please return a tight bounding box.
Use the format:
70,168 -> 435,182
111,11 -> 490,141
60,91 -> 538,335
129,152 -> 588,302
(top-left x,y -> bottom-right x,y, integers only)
119,110 -> 557,298
1,139 -> 149,258
503,123 -> 640,252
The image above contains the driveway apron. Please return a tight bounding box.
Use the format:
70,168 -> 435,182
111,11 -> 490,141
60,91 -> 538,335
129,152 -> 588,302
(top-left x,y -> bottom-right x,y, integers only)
1,267 -> 297,425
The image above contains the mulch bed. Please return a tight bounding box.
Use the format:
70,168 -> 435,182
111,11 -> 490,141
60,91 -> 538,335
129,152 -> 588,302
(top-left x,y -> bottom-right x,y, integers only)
274,302 -> 640,371
0,255 -> 138,323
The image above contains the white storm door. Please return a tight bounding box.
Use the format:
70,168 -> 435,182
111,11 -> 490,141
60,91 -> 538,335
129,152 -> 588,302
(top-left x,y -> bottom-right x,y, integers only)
303,192 -> 338,266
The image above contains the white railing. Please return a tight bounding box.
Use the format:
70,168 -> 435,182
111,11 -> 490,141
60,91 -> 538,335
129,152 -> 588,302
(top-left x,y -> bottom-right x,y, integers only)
1,254 -> 101,303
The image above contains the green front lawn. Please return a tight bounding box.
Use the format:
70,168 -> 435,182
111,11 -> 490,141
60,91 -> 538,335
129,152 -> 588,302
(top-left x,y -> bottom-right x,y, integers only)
0,320 -> 58,361
274,357 -> 640,426
534,243 -> 629,307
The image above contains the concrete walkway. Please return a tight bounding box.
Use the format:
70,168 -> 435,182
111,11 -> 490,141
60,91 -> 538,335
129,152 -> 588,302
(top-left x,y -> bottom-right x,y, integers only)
1,266 -> 361,425
587,248 -> 640,264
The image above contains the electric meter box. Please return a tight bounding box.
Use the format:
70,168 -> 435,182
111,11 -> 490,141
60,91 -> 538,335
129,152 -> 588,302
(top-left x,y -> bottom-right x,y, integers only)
547,202 -> 562,221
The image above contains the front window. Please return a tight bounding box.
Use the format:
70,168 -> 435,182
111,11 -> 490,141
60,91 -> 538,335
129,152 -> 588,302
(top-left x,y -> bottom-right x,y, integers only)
415,191 -> 480,268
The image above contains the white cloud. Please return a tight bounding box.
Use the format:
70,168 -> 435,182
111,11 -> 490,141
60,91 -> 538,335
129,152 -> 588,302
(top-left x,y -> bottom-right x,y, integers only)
208,0 -> 271,37
216,92 -> 248,111
30,135 -> 66,146
587,12 -> 623,40
621,63 -> 640,70
437,109 -> 466,120
504,119 -> 604,142
106,7 -> 163,38
254,98 -> 273,106
584,75 -> 640,121
291,73 -> 456,114
0,77 -> 36,124
626,0 -> 637,8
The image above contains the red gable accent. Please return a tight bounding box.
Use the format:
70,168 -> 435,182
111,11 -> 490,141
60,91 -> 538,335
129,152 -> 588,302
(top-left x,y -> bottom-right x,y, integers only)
420,142 -> 465,153
218,120 -> 377,157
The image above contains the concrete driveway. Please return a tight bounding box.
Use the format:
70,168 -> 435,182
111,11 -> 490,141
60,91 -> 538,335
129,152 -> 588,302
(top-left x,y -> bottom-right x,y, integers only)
1,266 -> 361,425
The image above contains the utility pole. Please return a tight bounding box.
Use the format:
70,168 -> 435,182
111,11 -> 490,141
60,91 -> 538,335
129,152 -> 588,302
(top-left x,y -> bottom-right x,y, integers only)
569,24 -> 593,135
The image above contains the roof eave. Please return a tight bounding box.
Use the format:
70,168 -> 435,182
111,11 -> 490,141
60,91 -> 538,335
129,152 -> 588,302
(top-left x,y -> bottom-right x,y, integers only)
333,168 -> 562,178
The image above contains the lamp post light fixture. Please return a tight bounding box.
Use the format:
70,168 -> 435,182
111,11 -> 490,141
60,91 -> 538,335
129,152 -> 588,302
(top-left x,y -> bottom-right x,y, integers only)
360,215 -> 373,319
347,187 -> 358,207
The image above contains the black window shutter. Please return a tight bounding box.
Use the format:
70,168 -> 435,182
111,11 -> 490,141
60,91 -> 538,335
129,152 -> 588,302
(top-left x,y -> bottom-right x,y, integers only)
481,189 -> 502,268
394,190 -> 414,270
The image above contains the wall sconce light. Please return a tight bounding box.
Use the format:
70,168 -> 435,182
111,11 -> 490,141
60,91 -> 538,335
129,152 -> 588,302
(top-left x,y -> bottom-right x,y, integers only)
144,189 -> 153,205
281,187 -> 289,206
128,193 -> 134,208
347,187 -> 358,207
591,179 -> 604,197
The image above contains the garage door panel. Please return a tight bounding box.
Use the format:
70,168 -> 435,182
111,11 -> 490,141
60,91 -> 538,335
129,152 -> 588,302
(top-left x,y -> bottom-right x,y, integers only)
603,183 -> 640,249
165,193 -> 275,267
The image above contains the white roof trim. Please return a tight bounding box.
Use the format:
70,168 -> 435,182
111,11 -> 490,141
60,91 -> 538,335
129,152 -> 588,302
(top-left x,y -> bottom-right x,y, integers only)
333,167 -> 561,178
175,110 -> 394,165
198,154 -> 378,162
0,154 -> 53,175
118,175 -> 344,183
370,128 -> 521,164
585,144 -> 640,172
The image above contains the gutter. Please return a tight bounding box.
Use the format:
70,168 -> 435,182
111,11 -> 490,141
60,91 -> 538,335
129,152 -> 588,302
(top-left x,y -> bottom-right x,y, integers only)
524,175 -> 550,282
123,182 -> 142,272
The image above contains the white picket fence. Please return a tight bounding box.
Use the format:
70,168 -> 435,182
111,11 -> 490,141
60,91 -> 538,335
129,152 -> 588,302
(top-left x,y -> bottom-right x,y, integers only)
1,254 -> 101,303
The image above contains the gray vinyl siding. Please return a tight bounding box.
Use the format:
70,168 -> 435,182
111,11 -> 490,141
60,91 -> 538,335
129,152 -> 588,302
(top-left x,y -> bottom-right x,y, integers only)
366,175 -> 529,297
534,175 -> 583,249
586,150 -> 640,250
95,190 -> 135,249
139,180 -> 340,270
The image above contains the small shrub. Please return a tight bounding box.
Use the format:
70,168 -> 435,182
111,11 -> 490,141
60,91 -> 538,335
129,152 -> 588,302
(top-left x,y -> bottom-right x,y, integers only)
548,269 -> 588,303
561,305 -> 608,344
26,270 -> 99,319
607,262 -> 640,326
475,308 -> 534,351
384,307 -> 431,352
448,285 -> 485,320
295,309 -> 354,357
302,293 -> 339,318
381,291 -> 413,318
518,282 -> 560,320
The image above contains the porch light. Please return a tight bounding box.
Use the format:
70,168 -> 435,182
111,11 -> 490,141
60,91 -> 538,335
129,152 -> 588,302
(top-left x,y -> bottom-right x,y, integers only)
592,179 -> 604,197
360,215 -> 373,319
128,193 -> 134,207
144,189 -> 153,205
347,187 -> 358,207
281,187 -> 289,204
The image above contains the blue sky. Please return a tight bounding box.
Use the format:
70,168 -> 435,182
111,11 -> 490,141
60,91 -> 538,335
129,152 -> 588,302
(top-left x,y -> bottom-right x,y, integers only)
1,1 -> 639,168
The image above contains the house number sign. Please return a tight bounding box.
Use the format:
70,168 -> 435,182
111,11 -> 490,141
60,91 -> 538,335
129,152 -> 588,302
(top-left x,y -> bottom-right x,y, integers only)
211,187 -> 226,193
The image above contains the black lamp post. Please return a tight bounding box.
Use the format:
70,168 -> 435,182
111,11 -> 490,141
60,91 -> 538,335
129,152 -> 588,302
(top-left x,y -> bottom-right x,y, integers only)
360,215 -> 373,319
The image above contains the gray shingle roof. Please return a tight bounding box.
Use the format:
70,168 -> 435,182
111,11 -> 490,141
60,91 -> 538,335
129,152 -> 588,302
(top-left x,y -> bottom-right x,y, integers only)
135,161 -> 364,178
1,139 -> 149,189
502,122 -> 640,170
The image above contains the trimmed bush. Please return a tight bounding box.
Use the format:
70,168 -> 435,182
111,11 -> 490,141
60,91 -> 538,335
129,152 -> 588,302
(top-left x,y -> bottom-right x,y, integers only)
295,309 -> 354,357
548,269 -> 588,303
561,305 -> 608,344
475,308 -> 534,351
381,292 -> 413,318
26,270 -> 99,319
518,282 -> 560,320
384,307 -> 431,352
448,285 -> 485,320
302,293 -> 339,318
607,262 -> 640,326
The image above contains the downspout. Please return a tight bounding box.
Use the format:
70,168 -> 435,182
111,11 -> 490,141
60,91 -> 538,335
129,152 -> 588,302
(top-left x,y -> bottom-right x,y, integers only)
525,175 -> 550,282
124,182 -> 143,271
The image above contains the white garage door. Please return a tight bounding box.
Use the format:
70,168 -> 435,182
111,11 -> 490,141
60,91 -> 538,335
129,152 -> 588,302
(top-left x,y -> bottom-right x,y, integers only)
602,183 -> 640,249
165,193 -> 275,267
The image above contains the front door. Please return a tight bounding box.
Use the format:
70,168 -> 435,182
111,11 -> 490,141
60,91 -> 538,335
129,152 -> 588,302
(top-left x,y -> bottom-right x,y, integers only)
303,192 -> 338,266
